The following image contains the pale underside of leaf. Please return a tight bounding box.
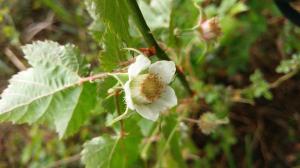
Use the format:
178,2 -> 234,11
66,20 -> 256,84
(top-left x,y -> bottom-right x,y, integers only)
0,65 -> 95,138
22,40 -> 82,74
0,40 -> 96,138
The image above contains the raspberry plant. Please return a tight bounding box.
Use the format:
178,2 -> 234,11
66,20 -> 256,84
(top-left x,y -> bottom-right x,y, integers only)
0,0 -> 299,167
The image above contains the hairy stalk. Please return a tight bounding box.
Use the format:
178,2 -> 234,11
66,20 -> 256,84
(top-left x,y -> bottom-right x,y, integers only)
79,72 -> 127,84
126,0 -> 194,96
45,154 -> 81,168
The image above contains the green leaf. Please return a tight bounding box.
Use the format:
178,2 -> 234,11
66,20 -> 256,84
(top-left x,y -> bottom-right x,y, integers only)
85,0 -> 129,71
0,41 -> 96,138
276,54 -> 300,74
22,41 -> 86,75
161,114 -> 187,168
82,135 -> 117,168
82,118 -> 143,168
100,29 -> 126,71
243,70 -> 272,100
85,0 -> 106,42
94,0 -> 130,41
138,0 -> 172,30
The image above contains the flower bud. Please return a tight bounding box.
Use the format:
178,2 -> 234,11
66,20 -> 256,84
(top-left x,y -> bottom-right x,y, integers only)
198,112 -> 229,134
198,17 -> 222,41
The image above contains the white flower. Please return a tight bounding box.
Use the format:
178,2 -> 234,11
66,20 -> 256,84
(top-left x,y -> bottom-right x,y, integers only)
124,54 -> 177,121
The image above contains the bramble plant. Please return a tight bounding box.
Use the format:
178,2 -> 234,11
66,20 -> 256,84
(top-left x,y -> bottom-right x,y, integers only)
0,0 -> 300,167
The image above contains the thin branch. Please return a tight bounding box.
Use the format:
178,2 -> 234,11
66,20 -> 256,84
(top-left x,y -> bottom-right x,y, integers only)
126,0 -> 194,96
45,154 -> 81,168
269,70 -> 298,89
181,117 -> 199,124
78,72 -> 127,84
4,47 -> 27,71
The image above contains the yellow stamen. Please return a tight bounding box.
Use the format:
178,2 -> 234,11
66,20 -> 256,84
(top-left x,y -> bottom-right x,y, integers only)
140,74 -> 164,102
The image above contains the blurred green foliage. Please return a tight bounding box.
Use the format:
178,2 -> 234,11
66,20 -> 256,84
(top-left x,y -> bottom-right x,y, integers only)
0,0 -> 299,168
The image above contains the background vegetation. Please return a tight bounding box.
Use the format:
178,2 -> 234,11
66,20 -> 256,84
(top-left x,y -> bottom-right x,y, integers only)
0,0 -> 299,167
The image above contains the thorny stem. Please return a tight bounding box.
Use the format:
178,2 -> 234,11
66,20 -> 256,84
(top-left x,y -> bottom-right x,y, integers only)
127,0 -> 194,96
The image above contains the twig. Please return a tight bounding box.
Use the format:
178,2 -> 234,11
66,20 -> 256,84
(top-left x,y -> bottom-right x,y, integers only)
181,117 -> 199,124
78,72 -> 126,85
4,47 -> 27,71
126,0 -> 194,96
45,154 -> 81,168
269,70 -> 298,89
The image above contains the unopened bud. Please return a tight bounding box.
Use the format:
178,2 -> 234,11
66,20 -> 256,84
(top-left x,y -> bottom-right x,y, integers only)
198,112 -> 229,134
198,17 -> 222,41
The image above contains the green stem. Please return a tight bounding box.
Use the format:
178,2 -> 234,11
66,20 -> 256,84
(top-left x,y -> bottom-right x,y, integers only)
127,0 -> 193,96
107,107 -> 130,126
114,90 -> 125,137
141,123 -> 160,159
155,121 -> 179,168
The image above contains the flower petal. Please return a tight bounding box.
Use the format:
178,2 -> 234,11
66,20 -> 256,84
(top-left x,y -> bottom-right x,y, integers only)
152,86 -> 177,110
128,54 -> 151,79
124,81 -> 135,110
134,104 -> 160,121
149,60 -> 176,84
134,86 -> 177,121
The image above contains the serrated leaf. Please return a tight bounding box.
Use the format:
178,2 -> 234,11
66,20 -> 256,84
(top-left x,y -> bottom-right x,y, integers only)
85,0 -> 106,43
138,0 -> 172,30
82,118 -> 143,168
81,135 -> 117,168
0,41 -> 96,138
22,41 -> 85,75
94,0 -> 130,41
85,0 -> 129,71
100,29 -> 126,71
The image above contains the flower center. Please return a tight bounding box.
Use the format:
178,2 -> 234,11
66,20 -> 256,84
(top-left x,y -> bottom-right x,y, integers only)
140,74 -> 164,102
130,73 -> 165,104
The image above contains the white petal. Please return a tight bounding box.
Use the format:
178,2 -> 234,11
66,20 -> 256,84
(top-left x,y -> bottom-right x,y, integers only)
149,60 -> 176,84
124,81 -> 135,110
152,86 -> 177,110
128,55 -> 151,79
134,86 -> 177,121
134,104 -> 160,121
